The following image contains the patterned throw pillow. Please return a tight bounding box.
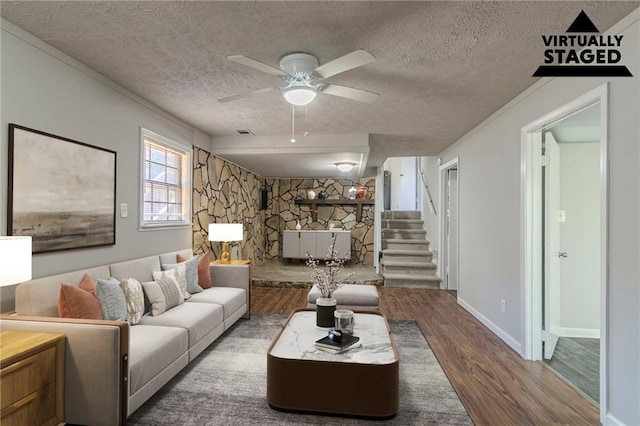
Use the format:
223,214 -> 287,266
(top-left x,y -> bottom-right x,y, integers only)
120,278 -> 145,325
163,256 -> 203,294
141,278 -> 184,316
95,277 -> 127,321
178,252 -> 212,289
153,266 -> 190,300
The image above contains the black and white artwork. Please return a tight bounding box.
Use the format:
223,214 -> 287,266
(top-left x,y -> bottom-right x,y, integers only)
8,124 -> 116,254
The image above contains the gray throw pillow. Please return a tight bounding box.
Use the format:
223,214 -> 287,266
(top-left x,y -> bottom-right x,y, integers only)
162,256 -> 203,294
96,277 -> 127,321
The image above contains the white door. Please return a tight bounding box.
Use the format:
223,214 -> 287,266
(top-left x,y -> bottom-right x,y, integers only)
543,133 -> 561,359
446,169 -> 459,290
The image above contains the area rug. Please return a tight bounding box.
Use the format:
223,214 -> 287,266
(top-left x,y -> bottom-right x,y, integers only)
128,314 -> 471,425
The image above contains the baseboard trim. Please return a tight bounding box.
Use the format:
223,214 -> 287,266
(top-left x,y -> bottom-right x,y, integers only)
606,412 -> 626,426
457,298 -> 523,355
550,325 -> 600,339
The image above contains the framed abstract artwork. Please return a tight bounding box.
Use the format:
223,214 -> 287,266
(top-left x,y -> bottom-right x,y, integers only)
7,124 -> 117,254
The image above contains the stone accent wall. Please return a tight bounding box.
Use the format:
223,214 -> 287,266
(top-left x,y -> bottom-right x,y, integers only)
192,147 -> 267,262
264,178 -> 375,265
192,147 -> 376,266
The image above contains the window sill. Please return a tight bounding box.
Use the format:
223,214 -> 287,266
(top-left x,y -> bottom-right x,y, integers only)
138,223 -> 193,232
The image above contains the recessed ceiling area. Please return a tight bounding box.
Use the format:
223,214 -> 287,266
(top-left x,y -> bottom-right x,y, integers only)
1,1 -> 636,178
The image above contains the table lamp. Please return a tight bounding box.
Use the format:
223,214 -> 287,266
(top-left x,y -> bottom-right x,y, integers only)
0,236 -> 32,286
208,223 -> 243,264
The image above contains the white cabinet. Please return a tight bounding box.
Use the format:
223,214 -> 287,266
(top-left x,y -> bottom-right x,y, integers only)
282,231 -> 300,259
282,231 -> 351,260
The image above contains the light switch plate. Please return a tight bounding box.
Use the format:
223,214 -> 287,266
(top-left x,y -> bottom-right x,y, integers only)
120,203 -> 128,218
557,210 -> 566,222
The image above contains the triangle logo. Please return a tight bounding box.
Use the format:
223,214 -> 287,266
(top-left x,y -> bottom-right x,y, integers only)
566,10 -> 600,33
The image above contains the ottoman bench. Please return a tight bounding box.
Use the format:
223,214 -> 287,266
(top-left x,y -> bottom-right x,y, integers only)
307,284 -> 380,311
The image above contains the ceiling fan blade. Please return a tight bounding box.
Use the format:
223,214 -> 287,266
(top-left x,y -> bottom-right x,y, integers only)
314,49 -> 375,79
218,87 -> 279,103
227,55 -> 288,77
321,84 -> 379,104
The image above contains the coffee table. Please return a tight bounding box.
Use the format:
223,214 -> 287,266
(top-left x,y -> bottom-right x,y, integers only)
267,308 -> 399,418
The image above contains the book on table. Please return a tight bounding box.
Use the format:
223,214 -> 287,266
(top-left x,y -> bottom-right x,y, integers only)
314,334 -> 360,354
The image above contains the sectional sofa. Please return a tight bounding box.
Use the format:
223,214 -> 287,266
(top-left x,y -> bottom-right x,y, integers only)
0,249 -> 249,426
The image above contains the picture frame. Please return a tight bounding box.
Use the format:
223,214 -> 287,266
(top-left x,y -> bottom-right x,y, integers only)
8,124 -> 117,254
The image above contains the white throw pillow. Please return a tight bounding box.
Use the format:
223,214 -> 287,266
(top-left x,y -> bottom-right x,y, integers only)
153,266 -> 190,300
120,278 -> 144,325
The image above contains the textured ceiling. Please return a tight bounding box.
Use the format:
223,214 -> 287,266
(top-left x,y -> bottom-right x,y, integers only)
1,1 -> 637,177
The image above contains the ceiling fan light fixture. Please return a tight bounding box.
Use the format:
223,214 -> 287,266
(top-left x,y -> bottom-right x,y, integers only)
283,87 -> 316,106
335,162 -> 356,172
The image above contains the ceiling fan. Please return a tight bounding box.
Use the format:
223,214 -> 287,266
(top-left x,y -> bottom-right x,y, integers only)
219,49 -> 379,105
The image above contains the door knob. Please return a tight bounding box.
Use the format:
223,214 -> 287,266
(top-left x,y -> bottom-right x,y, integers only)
558,252 -> 568,258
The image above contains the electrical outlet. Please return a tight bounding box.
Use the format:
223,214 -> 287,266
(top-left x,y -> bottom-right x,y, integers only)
500,299 -> 506,314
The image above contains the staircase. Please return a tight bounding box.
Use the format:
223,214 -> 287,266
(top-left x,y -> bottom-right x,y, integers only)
381,211 -> 441,289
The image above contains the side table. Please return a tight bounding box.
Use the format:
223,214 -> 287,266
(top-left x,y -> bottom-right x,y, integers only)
211,259 -> 252,318
0,330 -> 65,426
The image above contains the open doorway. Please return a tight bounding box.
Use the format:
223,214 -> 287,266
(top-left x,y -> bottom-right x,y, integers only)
522,85 -> 608,421
439,158 -> 459,293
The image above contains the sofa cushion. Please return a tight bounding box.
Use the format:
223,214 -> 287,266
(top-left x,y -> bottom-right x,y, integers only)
163,256 -> 203,294
138,302 -> 223,347
128,325 -> 189,395
142,279 -> 184,316
15,266 -> 111,317
186,287 -> 245,320
178,252 -> 212,289
109,255 -> 161,284
153,267 -> 190,300
96,278 -> 127,321
120,278 -> 144,325
58,283 -> 103,319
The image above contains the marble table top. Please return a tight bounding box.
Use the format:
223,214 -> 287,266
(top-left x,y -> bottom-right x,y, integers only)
269,310 -> 397,365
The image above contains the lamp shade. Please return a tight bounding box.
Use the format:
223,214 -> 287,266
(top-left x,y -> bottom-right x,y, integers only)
0,236 -> 32,286
208,223 -> 244,242
283,87 -> 316,106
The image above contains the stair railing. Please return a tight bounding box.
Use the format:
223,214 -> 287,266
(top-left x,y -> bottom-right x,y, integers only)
419,166 -> 437,216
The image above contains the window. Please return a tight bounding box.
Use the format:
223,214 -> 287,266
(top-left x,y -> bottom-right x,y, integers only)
140,128 -> 191,229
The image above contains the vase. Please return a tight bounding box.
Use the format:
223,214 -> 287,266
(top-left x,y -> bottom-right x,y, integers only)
295,220 -> 301,230
348,186 -> 357,200
318,190 -> 328,200
316,297 -> 337,328
356,186 -> 367,199
308,190 -> 316,200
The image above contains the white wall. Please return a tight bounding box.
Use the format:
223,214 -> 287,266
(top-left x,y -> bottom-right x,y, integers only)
437,9 -> 639,424
558,142 -> 600,334
0,20 -> 208,312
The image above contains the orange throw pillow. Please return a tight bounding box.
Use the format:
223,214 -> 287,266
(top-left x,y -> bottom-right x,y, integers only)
178,252 -> 212,289
78,274 -> 97,295
58,283 -> 103,319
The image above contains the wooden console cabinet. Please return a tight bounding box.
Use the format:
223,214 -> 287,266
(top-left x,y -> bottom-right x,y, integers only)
0,331 -> 65,426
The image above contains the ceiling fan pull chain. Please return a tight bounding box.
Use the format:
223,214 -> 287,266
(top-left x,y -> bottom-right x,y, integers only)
290,105 -> 296,143
304,105 -> 309,137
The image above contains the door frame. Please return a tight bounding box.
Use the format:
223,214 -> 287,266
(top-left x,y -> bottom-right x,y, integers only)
439,157 -> 459,291
520,84 -> 608,422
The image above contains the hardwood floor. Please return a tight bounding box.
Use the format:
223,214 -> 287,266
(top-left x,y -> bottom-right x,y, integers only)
543,337 -> 600,402
251,286 -> 600,425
